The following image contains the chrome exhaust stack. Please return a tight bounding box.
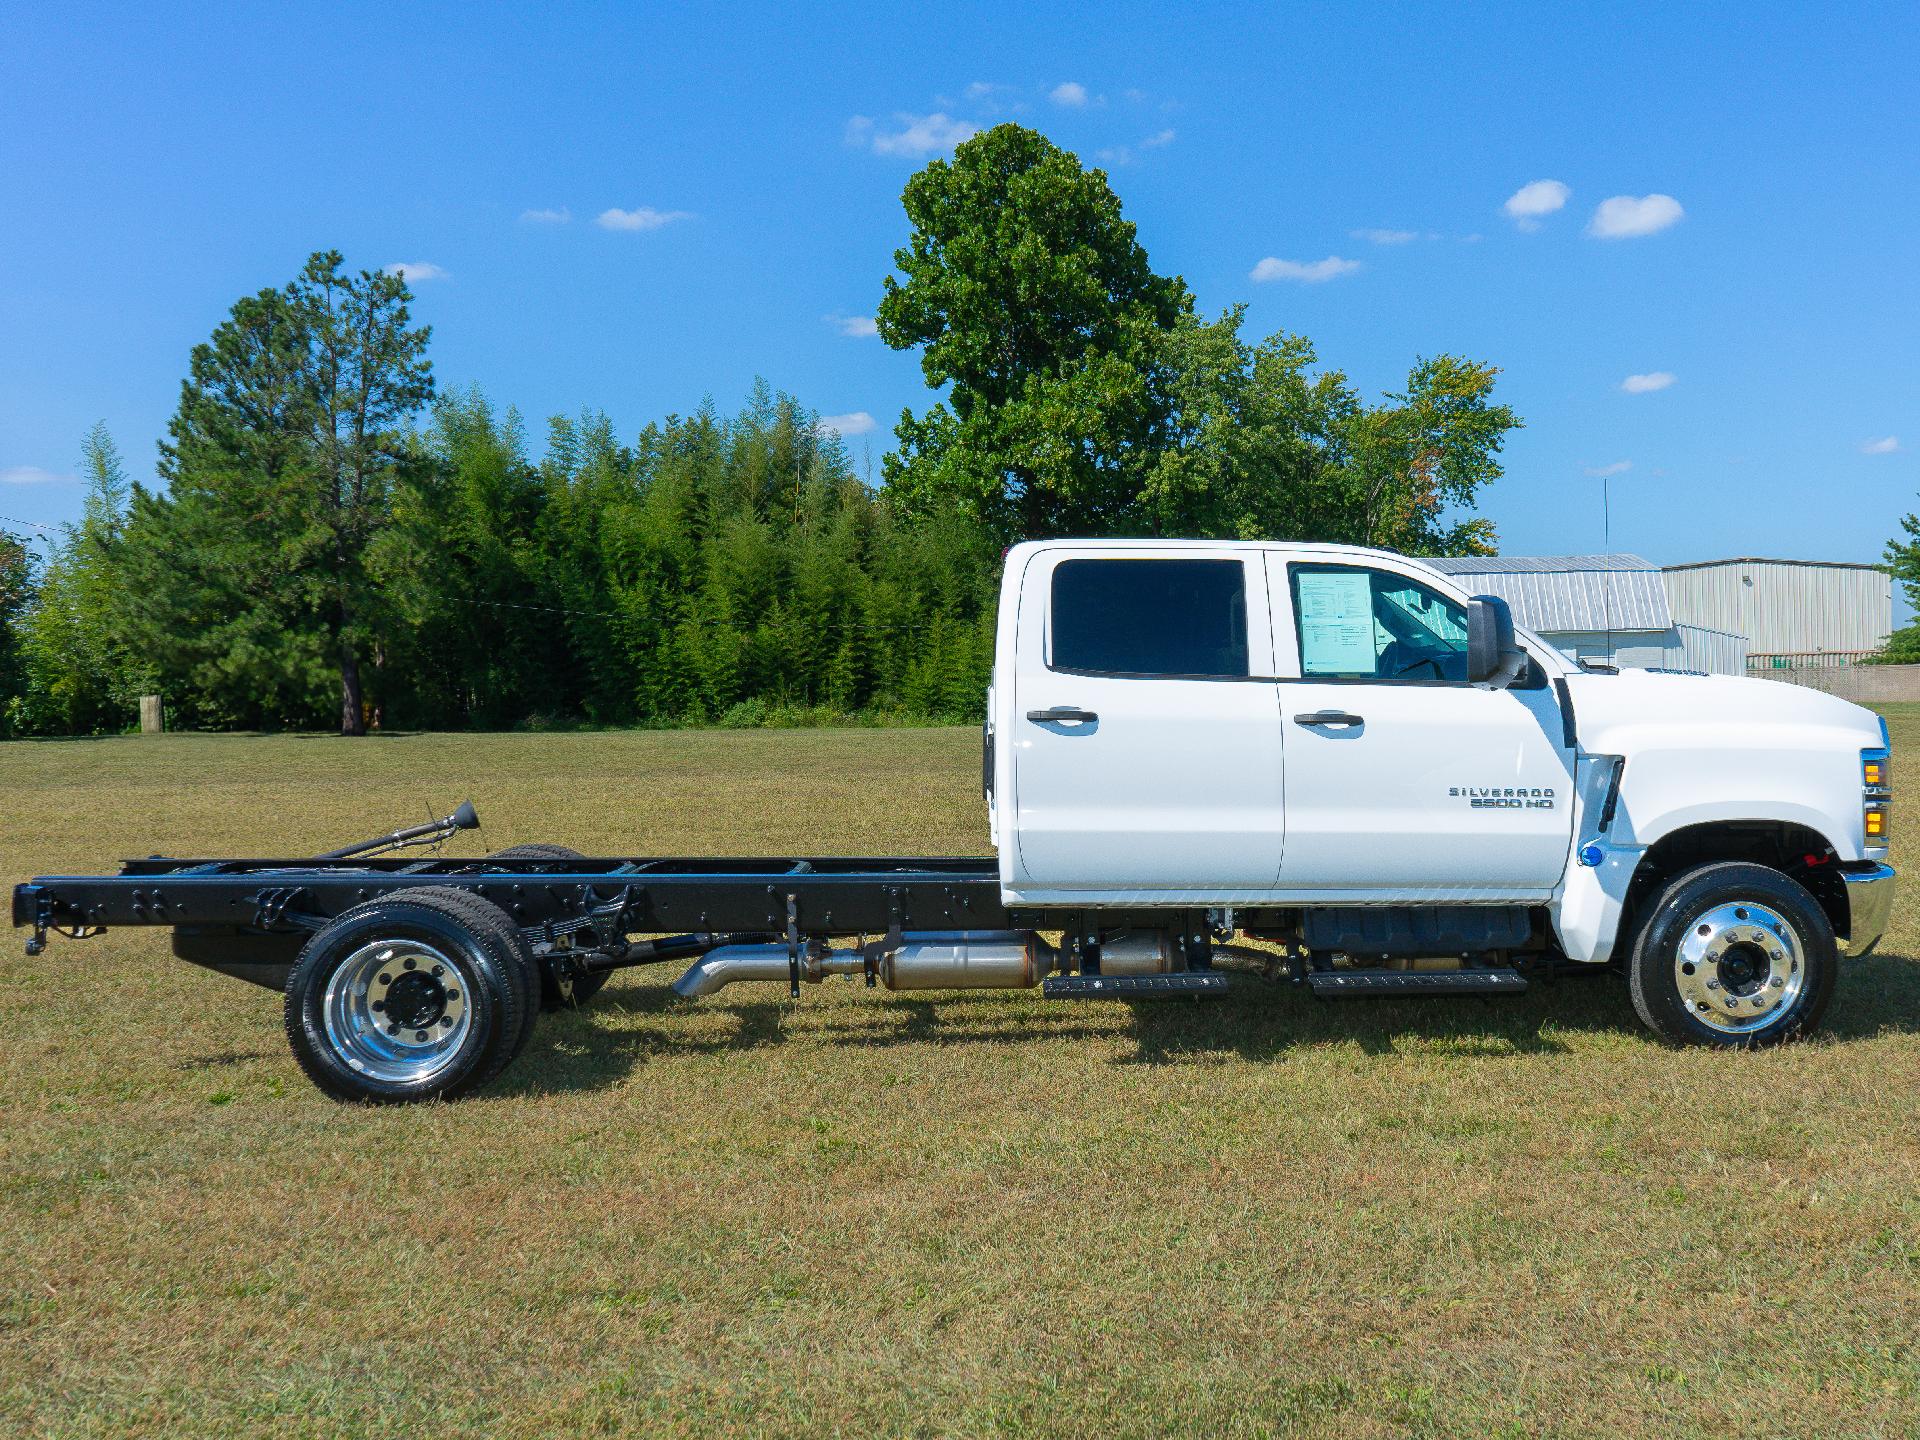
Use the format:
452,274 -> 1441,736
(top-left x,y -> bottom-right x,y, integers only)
671,931 -> 1057,1000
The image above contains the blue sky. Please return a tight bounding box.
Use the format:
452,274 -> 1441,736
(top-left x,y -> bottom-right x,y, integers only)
3,1 -> 1915,575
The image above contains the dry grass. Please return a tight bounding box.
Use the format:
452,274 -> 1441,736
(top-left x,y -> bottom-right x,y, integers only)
3,720 -> 1919,1438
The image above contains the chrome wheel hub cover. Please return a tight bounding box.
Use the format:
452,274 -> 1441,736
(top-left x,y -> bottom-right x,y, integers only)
1674,901 -> 1804,1035
322,939 -> 473,1082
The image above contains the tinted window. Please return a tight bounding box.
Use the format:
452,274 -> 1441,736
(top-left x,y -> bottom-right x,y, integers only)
1291,565 -> 1469,682
1050,559 -> 1249,678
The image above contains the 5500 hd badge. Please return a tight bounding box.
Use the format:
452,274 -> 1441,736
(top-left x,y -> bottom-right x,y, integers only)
1450,786 -> 1558,810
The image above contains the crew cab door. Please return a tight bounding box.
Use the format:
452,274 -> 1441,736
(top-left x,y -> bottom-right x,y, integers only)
1009,548 -> 1286,891
1272,558 -> 1574,897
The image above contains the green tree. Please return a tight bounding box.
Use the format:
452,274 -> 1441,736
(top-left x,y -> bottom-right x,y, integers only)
0,529 -> 33,734
124,252 -> 432,732
1874,511 -> 1920,661
12,423 -> 145,733
877,123 -> 1191,542
879,126 -> 1517,556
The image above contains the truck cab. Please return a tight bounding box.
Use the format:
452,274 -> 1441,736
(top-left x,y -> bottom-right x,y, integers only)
986,539 -> 1894,1045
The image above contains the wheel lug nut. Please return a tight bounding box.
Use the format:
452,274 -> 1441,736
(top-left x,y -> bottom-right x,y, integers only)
387,1024 -> 400,1035
1706,979 -> 1720,990
403,958 -> 416,970
440,1016 -> 454,1027
378,973 -> 391,985
372,1000 -> 385,1012
414,1030 -> 429,1041
446,989 -> 459,1001
432,965 -> 444,977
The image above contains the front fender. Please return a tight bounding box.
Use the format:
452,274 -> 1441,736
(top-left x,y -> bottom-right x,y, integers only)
1606,741 -> 1862,859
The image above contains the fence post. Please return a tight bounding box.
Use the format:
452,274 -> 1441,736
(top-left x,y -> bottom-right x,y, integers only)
139,695 -> 164,734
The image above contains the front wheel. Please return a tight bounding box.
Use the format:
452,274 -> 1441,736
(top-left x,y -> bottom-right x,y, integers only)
1626,862 -> 1837,1048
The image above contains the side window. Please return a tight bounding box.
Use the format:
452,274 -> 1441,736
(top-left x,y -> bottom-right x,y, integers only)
1050,559 -> 1249,678
1290,565 -> 1469,682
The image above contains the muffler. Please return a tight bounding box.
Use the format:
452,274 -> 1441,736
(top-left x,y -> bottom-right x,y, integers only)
671,931 -> 1056,999
880,931 -> 1057,990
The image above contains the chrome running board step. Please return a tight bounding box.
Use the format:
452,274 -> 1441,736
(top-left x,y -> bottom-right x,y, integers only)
1042,972 -> 1230,999
1307,968 -> 1527,997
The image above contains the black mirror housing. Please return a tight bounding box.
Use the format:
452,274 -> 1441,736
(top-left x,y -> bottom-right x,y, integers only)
1467,595 -> 1525,687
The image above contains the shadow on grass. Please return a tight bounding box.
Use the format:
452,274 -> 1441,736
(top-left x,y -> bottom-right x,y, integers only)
493,949 -> 1920,1098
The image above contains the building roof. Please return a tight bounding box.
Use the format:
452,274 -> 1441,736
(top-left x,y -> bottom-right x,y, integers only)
1430,553 -> 1656,574
1663,556 -> 1887,573
1427,554 -> 1672,633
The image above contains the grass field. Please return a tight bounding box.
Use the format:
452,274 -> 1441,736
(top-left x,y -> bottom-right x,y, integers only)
4,719 -> 1919,1438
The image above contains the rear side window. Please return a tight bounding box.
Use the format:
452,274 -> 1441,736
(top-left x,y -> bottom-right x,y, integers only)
1050,559 -> 1249,678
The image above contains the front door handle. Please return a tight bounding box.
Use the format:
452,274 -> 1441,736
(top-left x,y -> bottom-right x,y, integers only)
1293,709 -> 1364,728
1027,706 -> 1098,725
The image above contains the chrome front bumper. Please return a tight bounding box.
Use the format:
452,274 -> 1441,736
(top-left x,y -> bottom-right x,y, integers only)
1841,862 -> 1897,957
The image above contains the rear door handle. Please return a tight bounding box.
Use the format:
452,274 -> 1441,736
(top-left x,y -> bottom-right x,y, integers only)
1293,709 -> 1364,728
1027,706 -> 1098,724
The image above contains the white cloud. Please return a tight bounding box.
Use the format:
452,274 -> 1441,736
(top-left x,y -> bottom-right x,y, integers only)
1861,435 -> 1902,455
1049,81 -> 1089,108
1584,460 -> 1633,477
596,206 -> 693,232
852,112 -> 978,158
1502,179 -> 1570,231
382,261 -> 449,282
1351,227 -> 1418,245
964,81 -> 1000,100
827,314 -> 879,338
1588,193 -> 1684,239
1097,129 -> 1173,166
1,465 -> 72,485
519,207 -> 571,224
1621,371 -> 1676,394
1249,255 -> 1362,283
817,411 -> 877,437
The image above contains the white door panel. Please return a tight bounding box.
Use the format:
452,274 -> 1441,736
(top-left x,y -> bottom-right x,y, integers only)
1268,555 -> 1574,896
1013,675 -> 1285,888
1009,548 -> 1286,891
1277,681 -> 1573,891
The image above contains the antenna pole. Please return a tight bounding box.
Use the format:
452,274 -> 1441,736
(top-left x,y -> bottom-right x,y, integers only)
1603,474 -> 1614,667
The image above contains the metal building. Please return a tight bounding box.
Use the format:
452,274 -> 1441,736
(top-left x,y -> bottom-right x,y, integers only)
1660,558 -> 1892,671
1427,553 -> 1748,674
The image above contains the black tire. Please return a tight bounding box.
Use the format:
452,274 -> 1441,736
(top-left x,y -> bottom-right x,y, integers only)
283,887 -> 536,1104
488,844 -> 611,1008
1626,862 -> 1837,1048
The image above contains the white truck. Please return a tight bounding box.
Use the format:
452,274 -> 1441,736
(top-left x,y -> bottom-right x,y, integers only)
13,539 -> 1897,1102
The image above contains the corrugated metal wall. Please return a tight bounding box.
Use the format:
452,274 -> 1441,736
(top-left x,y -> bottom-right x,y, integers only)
1662,560 -> 1891,656
1675,624 -> 1748,676
1537,625 -> 1747,675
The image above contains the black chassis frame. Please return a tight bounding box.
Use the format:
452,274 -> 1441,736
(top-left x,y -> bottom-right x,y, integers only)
11,853 -> 1241,993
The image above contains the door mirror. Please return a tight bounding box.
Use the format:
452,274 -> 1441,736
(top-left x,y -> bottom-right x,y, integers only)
1466,595 -> 1525,688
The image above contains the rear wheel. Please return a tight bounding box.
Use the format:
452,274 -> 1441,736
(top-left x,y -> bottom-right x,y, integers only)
1626,862 -> 1837,1048
488,844 -> 611,1008
283,887 -> 536,1103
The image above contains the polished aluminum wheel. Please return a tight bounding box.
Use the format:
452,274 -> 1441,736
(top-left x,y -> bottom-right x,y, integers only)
321,938 -> 473,1082
1673,900 -> 1805,1035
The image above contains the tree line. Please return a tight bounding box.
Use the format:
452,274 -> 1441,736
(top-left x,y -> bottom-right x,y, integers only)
0,125 -> 1521,737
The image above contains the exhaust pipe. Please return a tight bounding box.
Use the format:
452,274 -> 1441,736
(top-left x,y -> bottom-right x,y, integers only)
671,931 -> 1057,1000
671,945 -> 856,999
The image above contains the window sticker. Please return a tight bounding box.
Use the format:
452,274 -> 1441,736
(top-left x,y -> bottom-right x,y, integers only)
1296,571 -> 1377,674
